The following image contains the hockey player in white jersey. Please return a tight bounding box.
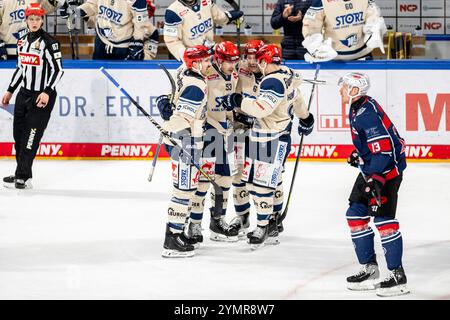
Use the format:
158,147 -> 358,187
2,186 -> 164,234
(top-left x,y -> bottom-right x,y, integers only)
187,41 -> 240,245
222,44 -> 314,249
164,0 -> 243,61
228,39 -> 264,238
156,45 -> 212,258
66,0 -> 158,60
302,0 -> 387,62
0,0 -> 63,60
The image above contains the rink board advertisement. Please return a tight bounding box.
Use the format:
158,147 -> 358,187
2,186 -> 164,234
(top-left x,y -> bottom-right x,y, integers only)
0,61 -> 449,160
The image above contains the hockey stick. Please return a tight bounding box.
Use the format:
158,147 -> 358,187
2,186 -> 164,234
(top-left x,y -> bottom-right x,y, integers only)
278,64 -> 321,224
148,64 -> 177,182
224,0 -> 241,50
100,67 -> 224,218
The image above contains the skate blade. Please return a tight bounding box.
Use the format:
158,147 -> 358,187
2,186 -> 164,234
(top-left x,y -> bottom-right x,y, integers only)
266,236 -> 280,245
162,249 -> 195,258
249,243 -> 264,251
347,279 -> 378,291
209,232 -> 239,242
3,182 -> 15,189
4,181 -> 33,189
376,285 -> 410,297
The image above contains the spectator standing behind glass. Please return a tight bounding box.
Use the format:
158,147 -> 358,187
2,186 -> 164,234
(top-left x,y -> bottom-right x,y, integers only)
270,0 -> 313,60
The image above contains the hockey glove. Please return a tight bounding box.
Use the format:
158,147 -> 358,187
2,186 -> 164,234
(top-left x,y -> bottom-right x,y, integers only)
347,149 -> 360,168
364,174 -> 385,206
223,93 -> 242,111
234,110 -> 255,128
298,113 -> 314,136
156,95 -> 174,121
0,40 -> 7,60
302,34 -> 338,63
225,10 -> 244,24
126,40 -> 144,60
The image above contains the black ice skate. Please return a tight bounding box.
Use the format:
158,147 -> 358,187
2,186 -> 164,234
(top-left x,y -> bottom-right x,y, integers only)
3,175 -> 15,188
229,212 -> 250,239
274,212 -> 284,233
209,215 -> 239,242
347,258 -> 380,291
162,224 -> 195,258
247,225 -> 269,250
14,179 -> 33,190
187,222 -> 203,249
376,266 -> 410,297
266,217 -> 280,245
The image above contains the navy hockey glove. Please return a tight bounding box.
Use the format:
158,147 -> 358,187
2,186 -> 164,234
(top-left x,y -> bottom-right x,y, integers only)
223,93 -> 242,111
0,40 -> 7,60
156,95 -> 174,121
364,174 -> 385,206
126,40 -> 144,60
347,149 -> 360,168
298,113 -> 314,136
225,10 -> 244,24
233,110 -> 254,128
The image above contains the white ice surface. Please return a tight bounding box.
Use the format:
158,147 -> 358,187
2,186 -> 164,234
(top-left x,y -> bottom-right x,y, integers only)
0,160 -> 449,300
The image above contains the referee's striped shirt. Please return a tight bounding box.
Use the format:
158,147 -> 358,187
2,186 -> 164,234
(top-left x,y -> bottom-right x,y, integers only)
8,28 -> 64,95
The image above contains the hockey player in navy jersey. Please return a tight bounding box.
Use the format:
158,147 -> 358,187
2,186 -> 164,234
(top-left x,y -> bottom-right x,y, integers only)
339,72 -> 409,297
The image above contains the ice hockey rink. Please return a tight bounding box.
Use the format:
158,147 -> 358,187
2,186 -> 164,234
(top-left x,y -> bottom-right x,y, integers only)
0,159 -> 449,300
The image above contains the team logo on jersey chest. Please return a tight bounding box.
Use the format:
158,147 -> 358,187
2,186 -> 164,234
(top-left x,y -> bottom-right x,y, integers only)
340,34 -> 358,47
19,53 -> 41,66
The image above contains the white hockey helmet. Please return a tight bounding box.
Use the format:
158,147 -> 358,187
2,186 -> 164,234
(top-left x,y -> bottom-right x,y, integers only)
338,72 -> 370,98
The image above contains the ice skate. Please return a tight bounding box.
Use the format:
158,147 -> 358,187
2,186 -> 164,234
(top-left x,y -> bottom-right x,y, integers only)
3,175 -> 15,188
266,217 -> 280,245
187,222 -> 203,249
376,266 -> 410,297
347,259 -> 380,290
247,225 -> 269,250
14,178 -> 33,190
162,224 -> 195,258
229,212 -> 250,240
209,216 -> 238,242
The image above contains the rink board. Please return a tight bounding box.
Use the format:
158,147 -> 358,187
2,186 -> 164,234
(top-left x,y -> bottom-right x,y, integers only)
0,60 -> 449,160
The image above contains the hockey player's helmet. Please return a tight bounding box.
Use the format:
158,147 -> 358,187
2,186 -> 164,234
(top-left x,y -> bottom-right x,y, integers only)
338,72 -> 371,97
183,45 -> 212,69
244,40 -> 265,56
256,44 -> 282,65
214,41 -> 240,63
25,3 -> 46,17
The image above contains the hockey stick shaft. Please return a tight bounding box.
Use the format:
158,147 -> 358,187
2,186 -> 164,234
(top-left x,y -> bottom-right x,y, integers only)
101,67 -> 224,218
279,64 -> 321,224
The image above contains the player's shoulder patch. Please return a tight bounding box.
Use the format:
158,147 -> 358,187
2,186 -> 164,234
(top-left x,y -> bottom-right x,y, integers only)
259,77 -> 285,96
164,8 -> 183,26
130,0 -> 147,11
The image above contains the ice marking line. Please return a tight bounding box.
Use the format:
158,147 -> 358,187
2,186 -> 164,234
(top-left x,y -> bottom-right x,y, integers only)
282,239 -> 450,299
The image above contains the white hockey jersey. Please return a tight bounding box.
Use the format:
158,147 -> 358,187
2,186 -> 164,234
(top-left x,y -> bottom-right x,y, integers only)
303,0 -> 383,60
164,0 -> 229,61
240,66 -> 309,142
0,0 -> 60,56
205,62 -> 238,135
80,0 -> 153,48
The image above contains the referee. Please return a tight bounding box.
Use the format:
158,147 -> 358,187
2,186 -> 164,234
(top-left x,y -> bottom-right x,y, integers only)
1,3 -> 64,189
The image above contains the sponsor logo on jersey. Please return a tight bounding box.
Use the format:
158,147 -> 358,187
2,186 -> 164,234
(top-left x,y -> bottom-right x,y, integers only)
340,34 -> 358,47
98,5 -> 123,24
190,18 -> 213,38
9,9 -> 25,24
335,12 -> 364,28
180,168 -> 189,188
168,207 -> 186,218
19,53 -> 40,66
270,166 -> 281,186
276,143 -> 287,162
179,9 -> 189,17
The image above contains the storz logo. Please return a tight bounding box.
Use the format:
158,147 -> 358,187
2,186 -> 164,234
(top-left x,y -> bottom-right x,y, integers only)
335,12 -> 364,27
99,5 -> 123,24
340,34 -> 358,47
10,9 -> 25,23
180,169 -> 189,187
190,18 -> 212,37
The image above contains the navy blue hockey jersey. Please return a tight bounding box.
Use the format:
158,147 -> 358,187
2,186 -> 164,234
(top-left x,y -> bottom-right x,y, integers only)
349,96 -> 406,179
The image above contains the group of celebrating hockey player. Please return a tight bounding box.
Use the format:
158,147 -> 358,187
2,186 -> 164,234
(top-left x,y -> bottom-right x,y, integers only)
1,0 -> 410,297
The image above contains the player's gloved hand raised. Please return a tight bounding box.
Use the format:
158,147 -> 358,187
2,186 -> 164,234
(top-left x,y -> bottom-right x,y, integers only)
347,149 -> 360,168
222,93 -> 242,111
126,39 -> 144,60
233,110 -> 254,128
156,94 -> 174,121
0,40 -> 7,60
298,113 -> 314,136
225,10 -> 244,24
364,174 -> 385,206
